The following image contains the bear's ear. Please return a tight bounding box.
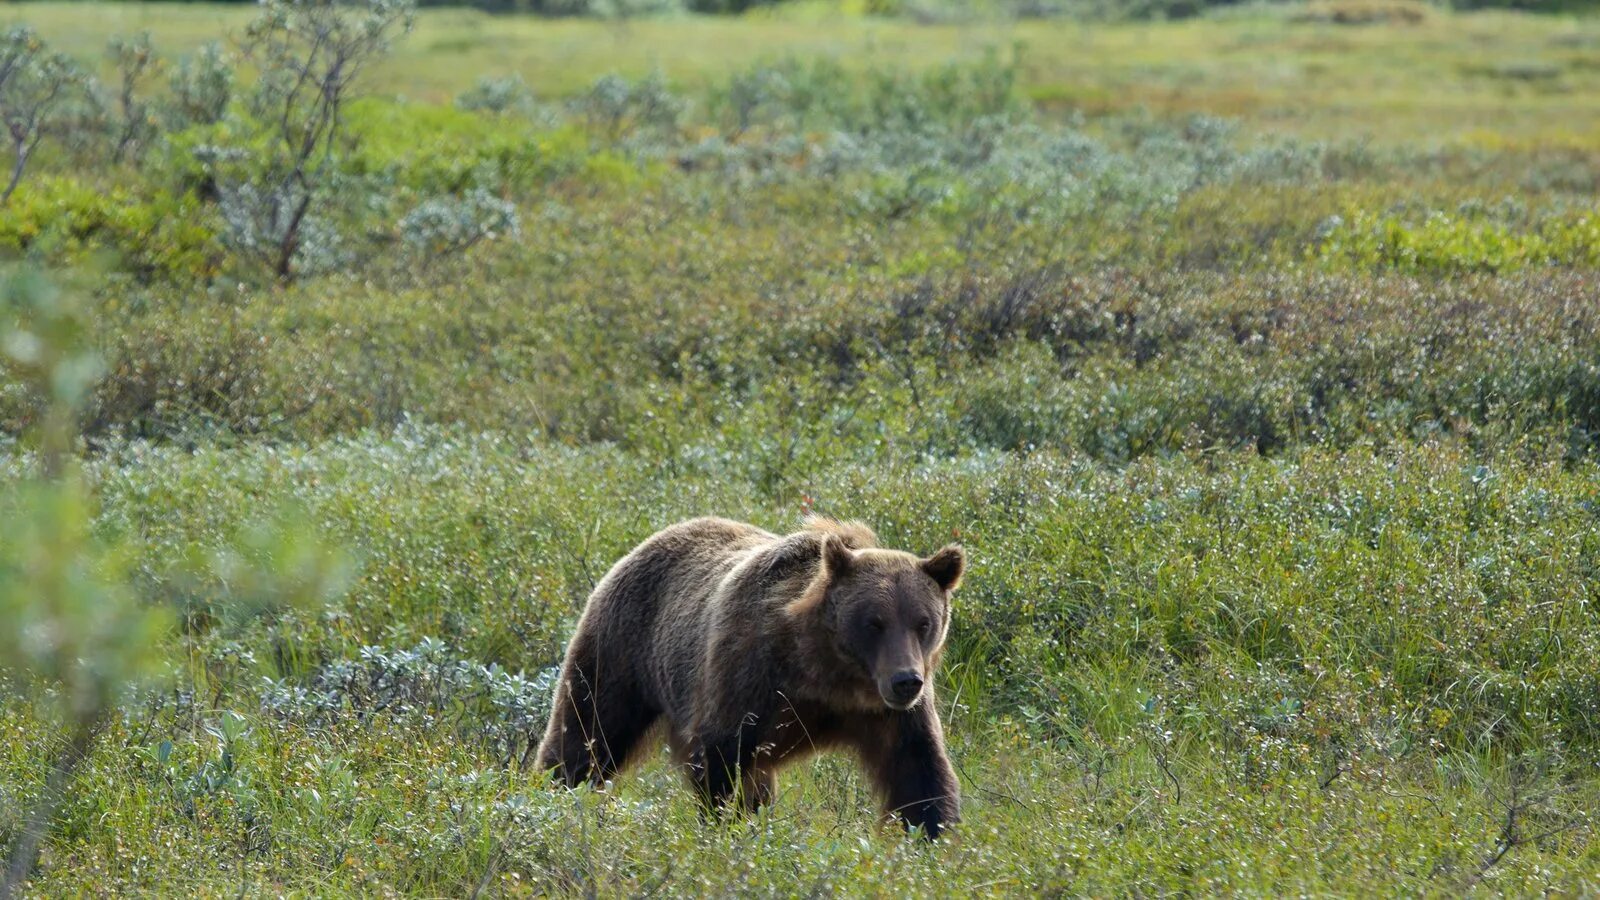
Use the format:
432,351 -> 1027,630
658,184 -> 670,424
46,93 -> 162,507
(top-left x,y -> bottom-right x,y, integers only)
786,534 -> 854,622
920,545 -> 965,592
821,534 -> 855,579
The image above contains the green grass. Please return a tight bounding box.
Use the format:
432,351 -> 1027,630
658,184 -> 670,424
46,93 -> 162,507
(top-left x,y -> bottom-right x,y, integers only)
5,430 -> 1600,894
7,433 -> 1600,894
9,2 -> 1600,141
4,1 -> 1600,895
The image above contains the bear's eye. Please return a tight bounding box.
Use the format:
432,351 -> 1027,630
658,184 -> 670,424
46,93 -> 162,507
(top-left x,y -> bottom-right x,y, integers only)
917,619 -> 932,636
867,618 -> 885,633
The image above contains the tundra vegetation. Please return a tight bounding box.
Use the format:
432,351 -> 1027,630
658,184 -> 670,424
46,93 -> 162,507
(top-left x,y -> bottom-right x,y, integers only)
2,0 -> 1600,895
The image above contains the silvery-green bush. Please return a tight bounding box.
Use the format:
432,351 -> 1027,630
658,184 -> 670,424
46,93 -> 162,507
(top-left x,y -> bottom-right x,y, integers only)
573,72 -> 684,144
166,41 -> 233,129
262,639 -> 557,767
455,74 -> 536,116
399,188 -> 521,259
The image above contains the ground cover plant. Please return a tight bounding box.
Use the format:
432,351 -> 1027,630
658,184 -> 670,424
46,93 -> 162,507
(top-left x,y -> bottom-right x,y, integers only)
2,0 -> 1600,895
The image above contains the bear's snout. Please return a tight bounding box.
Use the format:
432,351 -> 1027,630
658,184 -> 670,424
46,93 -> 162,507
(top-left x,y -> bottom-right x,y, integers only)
886,670 -> 924,707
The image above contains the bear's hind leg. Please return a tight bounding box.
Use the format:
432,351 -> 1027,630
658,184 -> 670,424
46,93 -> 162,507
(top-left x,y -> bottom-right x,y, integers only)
531,639 -> 658,787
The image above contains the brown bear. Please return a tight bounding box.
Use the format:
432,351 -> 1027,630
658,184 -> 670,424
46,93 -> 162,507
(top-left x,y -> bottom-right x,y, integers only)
530,516 -> 965,839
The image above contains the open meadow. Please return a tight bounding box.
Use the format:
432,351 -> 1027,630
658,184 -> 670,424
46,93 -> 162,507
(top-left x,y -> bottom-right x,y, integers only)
2,0 -> 1600,895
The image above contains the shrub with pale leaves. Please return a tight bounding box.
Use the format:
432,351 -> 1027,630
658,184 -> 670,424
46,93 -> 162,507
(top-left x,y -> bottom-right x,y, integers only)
399,188 -> 521,259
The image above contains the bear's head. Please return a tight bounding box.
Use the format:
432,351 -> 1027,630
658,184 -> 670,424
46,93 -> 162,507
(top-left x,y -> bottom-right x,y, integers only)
791,535 -> 965,711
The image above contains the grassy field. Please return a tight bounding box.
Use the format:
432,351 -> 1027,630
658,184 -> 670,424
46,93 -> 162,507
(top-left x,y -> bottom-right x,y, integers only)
3,0 -> 1600,895
9,2 -> 1600,140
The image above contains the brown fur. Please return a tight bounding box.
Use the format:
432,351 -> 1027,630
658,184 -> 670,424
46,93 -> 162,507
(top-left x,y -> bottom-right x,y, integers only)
530,516 -> 965,839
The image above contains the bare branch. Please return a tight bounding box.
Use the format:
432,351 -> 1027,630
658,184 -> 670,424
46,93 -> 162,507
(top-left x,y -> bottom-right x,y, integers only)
224,0 -> 414,280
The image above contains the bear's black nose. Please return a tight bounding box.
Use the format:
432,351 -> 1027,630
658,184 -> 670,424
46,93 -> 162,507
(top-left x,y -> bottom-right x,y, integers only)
890,671 -> 924,702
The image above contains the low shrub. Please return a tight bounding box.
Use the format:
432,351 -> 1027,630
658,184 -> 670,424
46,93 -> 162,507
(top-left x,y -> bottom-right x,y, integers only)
1294,0 -> 1431,24
1314,207 -> 1600,273
0,177 -> 221,281
399,188 -> 521,259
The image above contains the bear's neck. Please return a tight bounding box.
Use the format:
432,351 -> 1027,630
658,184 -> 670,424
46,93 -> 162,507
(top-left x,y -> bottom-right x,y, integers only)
778,610 -> 880,712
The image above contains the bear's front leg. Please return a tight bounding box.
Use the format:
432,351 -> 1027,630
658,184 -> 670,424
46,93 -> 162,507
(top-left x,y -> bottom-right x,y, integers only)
866,700 -> 961,840
689,722 -> 763,814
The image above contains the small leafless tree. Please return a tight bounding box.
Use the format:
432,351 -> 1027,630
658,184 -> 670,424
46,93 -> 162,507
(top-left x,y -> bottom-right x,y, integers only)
106,31 -> 161,164
229,0 -> 414,281
0,27 -> 84,205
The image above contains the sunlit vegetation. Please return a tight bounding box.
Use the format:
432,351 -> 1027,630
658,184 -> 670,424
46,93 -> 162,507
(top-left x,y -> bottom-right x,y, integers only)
3,0 -> 1600,894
